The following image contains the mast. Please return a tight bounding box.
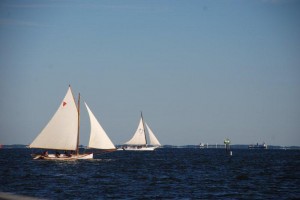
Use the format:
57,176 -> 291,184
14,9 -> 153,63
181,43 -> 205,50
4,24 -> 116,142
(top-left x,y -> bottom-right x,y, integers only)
76,93 -> 80,155
141,111 -> 147,146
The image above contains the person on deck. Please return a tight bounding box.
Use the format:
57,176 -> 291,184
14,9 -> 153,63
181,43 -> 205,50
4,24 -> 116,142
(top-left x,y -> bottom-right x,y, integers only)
42,151 -> 48,157
64,150 -> 71,157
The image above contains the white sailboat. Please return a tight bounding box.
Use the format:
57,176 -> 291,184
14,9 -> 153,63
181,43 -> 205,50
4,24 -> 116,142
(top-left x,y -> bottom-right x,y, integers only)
29,86 -> 115,160
119,113 -> 161,151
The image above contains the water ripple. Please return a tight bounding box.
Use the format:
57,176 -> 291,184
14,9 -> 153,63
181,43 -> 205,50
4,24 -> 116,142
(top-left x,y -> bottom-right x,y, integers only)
0,148 -> 299,199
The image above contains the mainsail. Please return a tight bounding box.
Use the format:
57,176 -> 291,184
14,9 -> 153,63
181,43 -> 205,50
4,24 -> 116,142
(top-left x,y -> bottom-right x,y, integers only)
29,87 -> 78,150
146,123 -> 161,146
85,102 -> 115,150
125,118 -> 147,146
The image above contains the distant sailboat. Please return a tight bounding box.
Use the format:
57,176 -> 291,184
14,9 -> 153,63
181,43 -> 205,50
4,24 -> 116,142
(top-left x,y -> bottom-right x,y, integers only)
119,112 -> 161,151
29,86 -> 115,160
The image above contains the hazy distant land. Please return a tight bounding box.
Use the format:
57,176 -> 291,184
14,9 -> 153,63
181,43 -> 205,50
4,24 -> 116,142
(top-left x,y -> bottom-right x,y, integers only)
1,144 -> 299,150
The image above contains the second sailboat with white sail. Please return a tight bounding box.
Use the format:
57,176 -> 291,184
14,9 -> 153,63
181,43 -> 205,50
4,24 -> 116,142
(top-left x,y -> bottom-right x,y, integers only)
119,113 -> 161,151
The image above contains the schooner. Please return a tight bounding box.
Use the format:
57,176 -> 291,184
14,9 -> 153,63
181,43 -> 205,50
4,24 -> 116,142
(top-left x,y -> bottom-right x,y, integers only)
119,112 -> 161,151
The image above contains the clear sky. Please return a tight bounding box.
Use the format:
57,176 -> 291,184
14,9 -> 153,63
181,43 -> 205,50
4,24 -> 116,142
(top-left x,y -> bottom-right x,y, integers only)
0,0 -> 299,146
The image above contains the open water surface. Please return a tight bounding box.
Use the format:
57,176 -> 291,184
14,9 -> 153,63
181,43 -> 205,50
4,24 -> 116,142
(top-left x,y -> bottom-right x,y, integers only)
0,148 -> 299,199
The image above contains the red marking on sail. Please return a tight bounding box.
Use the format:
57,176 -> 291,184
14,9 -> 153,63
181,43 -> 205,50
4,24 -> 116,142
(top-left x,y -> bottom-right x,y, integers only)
63,101 -> 67,107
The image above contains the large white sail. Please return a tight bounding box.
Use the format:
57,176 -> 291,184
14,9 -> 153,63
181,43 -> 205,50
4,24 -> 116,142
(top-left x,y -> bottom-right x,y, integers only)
85,102 -> 115,150
125,118 -> 146,146
146,123 -> 161,146
29,87 -> 78,150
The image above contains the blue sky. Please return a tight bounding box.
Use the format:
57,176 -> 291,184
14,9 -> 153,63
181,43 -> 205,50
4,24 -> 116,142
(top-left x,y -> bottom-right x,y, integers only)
0,0 -> 299,146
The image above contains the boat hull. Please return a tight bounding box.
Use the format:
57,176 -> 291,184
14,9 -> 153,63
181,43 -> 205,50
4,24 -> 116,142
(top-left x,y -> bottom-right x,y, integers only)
32,153 -> 93,160
117,146 -> 159,151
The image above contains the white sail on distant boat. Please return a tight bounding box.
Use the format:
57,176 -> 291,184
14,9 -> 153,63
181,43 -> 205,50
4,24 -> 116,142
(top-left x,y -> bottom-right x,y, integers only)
29,86 -> 115,160
119,113 -> 161,151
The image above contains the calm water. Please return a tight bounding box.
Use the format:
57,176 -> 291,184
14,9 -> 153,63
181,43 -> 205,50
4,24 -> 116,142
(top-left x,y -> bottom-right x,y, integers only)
0,148 -> 299,199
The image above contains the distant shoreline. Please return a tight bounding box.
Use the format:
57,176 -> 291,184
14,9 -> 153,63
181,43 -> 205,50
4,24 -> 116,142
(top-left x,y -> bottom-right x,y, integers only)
1,144 -> 300,150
